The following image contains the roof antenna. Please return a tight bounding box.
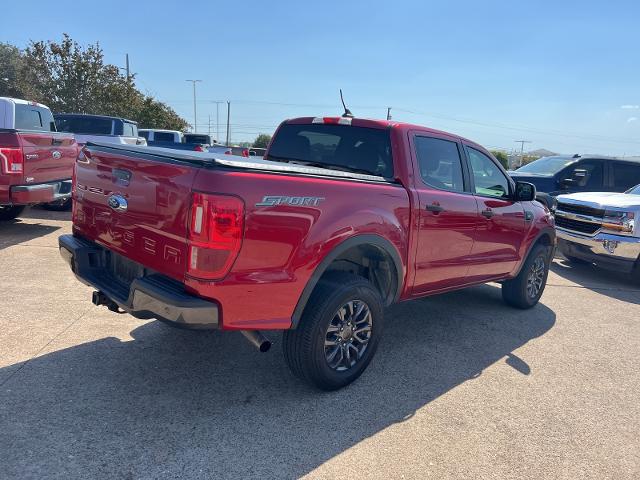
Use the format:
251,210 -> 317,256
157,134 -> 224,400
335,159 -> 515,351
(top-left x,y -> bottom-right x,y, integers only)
340,89 -> 354,118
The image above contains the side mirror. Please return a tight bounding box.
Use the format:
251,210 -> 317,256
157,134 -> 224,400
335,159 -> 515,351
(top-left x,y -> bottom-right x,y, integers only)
560,178 -> 575,188
572,168 -> 587,178
514,181 -> 536,202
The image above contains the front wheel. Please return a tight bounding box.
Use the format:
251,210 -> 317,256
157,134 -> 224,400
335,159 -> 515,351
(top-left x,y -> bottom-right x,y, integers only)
502,244 -> 551,309
0,205 -> 25,221
283,272 -> 384,391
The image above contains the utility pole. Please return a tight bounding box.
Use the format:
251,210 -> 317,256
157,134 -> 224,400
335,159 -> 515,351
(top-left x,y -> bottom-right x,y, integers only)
208,115 -> 211,137
211,101 -> 224,143
514,140 -> 532,168
386,107 -> 392,121
226,101 -> 231,146
125,54 -> 130,79
185,80 -> 202,132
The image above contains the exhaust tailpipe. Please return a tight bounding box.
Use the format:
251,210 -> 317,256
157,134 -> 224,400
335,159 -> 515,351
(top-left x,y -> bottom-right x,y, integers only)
240,330 -> 272,352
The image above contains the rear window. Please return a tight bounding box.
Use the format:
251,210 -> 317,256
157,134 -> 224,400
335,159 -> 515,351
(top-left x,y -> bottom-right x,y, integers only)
55,116 -> 113,135
15,104 -> 56,132
153,132 -> 178,142
267,123 -> 393,178
184,134 -> 209,144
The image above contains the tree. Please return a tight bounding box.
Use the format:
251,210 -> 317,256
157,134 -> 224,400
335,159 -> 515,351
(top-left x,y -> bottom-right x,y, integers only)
253,134 -> 272,148
0,43 -> 27,98
136,96 -> 189,131
490,150 -> 509,169
0,35 -> 188,130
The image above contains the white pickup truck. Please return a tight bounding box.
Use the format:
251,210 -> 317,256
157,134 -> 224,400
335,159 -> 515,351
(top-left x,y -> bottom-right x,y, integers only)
555,184 -> 640,278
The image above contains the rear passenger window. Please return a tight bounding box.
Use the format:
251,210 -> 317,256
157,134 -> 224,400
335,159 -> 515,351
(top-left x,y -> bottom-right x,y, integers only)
612,162 -> 640,191
15,105 -> 55,131
139,131 -> 149,140
414,136 -> 465,192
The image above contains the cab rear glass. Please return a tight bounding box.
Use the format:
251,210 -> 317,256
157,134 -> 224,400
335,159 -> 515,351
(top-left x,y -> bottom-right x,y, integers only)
15,104 -> 56,132
55,116 -> 113,135
267,123 -> 393,178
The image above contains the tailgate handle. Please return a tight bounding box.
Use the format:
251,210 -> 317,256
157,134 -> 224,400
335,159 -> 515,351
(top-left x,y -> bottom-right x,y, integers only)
51,138 -> 63,146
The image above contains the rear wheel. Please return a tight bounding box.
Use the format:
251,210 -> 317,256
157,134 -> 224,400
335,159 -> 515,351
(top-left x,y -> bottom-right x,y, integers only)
502,244 -> 551,309
283,272 -> 384,391
0,205 -> 25,221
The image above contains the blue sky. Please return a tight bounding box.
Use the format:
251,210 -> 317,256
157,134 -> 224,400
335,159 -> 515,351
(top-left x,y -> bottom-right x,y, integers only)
3,0 -> 640,155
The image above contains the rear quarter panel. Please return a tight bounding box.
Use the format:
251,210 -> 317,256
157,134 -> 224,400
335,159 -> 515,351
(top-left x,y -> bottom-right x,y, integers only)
187,169 -> 411,330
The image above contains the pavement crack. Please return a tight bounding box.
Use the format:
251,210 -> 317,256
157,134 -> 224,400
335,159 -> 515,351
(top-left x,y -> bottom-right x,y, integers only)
0,308 -> 90,388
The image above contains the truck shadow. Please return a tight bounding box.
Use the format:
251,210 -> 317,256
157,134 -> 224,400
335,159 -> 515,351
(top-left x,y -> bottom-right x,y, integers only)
0,216 -> 60,251
550,258 -> 640,305
0,285 -> 555,479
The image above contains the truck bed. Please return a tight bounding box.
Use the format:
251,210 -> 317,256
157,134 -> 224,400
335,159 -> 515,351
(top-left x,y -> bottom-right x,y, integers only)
85,142 -> 390,183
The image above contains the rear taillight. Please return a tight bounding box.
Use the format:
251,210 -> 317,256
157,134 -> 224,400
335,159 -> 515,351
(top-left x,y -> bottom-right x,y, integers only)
0,148 -> 24,174
194,145 -> 205,152
241,148 -> 249,157
224,150 -> 232,155
187,193 -> 245,280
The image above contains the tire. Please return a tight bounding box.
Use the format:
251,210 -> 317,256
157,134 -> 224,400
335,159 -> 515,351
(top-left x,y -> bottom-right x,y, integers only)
42,198 -> 72,211
0,205 -> 25,221
502,243 -> 551,309
283,272 -> 384,391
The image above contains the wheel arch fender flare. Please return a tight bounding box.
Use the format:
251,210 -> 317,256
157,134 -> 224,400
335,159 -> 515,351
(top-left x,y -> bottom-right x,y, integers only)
512,227 -> 556,277
291,234 -> 404,328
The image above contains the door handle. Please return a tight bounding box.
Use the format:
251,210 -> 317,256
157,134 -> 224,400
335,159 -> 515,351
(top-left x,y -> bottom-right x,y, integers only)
481,208 -> 494,219
426,204 -> 445,213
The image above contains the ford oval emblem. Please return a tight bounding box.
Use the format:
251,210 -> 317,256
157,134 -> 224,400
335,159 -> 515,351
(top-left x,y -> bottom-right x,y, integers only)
52,150 -> 62,160
108,194 -> 128,212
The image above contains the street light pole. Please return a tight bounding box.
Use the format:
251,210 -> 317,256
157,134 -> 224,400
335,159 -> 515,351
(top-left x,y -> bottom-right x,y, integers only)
185,80 -> 202,133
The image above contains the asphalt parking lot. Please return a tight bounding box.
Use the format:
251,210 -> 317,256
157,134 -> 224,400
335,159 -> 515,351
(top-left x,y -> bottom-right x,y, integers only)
1,209 -> 639,479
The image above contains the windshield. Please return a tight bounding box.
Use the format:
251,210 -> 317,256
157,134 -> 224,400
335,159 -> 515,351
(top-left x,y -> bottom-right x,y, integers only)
626,184 -> 640,195
267,123 -> 393,177
55,116 -> 113,135
516,156 -> 575,175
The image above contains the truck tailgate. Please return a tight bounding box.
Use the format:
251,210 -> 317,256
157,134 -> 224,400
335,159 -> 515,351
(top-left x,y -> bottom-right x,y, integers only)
19,132 -> 76,183
74,144 -> 199,282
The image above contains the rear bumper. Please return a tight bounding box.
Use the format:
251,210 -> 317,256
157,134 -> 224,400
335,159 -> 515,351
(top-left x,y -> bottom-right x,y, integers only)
58,234 -> 220,329
557,229 -> 640,273
9,179 -> 72,205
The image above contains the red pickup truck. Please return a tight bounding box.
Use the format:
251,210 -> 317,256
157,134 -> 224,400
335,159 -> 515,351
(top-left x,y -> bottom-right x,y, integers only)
59,115 -> 555,390
0,97 -> 77,220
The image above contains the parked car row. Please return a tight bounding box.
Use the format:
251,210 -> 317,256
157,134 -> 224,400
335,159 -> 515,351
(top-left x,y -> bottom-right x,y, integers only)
0,96 -> 260,219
